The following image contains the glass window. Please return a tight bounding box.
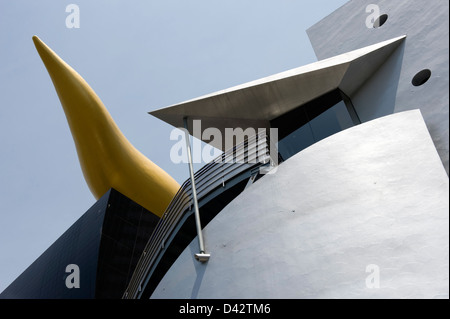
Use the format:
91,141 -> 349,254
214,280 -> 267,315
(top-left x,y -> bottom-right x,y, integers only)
275,94 -> 356,161
309,100 -> 354,142
278,123 -> 315,160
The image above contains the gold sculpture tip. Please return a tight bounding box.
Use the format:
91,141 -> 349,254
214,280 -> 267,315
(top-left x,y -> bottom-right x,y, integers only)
32,35 -> 180,217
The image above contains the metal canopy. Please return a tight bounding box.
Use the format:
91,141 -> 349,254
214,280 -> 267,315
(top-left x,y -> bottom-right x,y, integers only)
149,35 -> 406,151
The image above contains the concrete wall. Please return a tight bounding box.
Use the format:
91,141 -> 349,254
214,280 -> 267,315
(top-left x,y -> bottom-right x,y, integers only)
307,0 -> 449,174
151,110 -> 449,299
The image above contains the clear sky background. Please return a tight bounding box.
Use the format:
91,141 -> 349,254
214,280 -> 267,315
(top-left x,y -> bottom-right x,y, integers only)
0,0 -> 348,293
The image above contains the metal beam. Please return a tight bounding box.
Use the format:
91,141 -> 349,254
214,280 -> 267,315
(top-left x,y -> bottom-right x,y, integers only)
183,117 -> 210,262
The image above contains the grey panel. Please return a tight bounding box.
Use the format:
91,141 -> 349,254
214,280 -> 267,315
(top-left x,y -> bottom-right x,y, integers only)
307,0 -> 449,173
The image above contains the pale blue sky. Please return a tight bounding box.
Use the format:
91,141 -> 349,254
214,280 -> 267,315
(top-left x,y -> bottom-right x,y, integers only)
0,0 -> 347,293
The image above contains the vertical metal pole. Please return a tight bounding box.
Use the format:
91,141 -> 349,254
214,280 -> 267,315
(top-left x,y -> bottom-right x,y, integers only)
183,117 -> 210,262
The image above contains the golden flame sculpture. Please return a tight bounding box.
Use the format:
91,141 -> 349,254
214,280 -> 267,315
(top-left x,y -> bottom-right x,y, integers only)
32,36 -> 180,217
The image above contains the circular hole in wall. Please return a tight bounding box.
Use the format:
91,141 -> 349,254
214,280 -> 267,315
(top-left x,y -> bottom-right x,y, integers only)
373,14 -> 388,28
412,69 -> 432,86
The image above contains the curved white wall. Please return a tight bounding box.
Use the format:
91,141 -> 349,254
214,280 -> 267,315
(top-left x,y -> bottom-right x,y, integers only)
152,110 -> 449,299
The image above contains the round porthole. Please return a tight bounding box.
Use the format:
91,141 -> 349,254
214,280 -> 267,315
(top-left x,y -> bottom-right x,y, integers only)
373,14 -> 388,28
412,69 -> 431,86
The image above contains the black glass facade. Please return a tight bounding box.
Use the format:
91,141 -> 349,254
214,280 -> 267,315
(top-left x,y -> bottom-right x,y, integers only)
271,89 -> 357,161
0,188 -> 159,299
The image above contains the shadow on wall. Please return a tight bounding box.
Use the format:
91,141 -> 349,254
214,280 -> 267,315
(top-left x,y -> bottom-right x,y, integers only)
189,243 -> 207,299
349,41 -> 406,122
